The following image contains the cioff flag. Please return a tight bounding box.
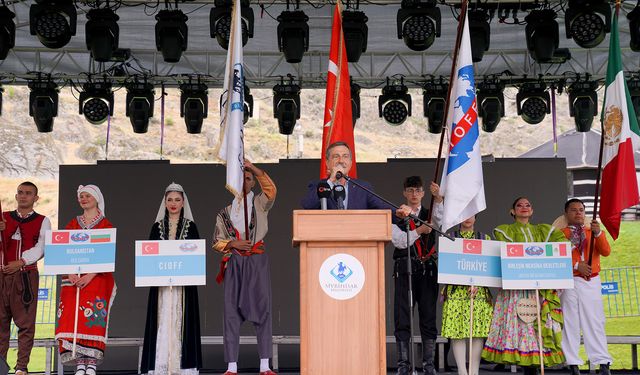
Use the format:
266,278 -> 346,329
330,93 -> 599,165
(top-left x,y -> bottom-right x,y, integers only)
439,8 -> 486,232
599,6 -> 640,240
319,3 -> 357,179
215,0 -> 246,198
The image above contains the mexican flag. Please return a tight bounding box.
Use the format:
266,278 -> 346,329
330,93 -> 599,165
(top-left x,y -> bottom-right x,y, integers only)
599,7 -> 640,240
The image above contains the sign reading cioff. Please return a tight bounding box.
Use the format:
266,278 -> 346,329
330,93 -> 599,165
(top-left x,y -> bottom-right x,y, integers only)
318,253 -> 365,300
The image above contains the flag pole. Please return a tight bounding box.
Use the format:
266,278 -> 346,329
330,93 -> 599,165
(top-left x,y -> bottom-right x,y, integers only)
428,0 -> 468,221
468,287 -> 475,375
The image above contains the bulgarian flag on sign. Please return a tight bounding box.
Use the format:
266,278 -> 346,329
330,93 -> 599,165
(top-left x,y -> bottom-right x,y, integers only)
599,6 -> 640,240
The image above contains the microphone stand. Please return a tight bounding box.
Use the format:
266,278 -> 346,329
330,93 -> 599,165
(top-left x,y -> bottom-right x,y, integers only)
336,172 -> 452,374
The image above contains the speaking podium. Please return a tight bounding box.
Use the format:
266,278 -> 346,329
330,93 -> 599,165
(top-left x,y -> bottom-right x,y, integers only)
292,209 -> 391,374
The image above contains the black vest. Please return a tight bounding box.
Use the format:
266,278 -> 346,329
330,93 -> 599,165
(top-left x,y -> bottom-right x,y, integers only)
393,207 -> 437,260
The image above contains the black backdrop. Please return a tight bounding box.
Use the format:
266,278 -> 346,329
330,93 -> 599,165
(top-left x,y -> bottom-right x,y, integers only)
58,157 -> 567,372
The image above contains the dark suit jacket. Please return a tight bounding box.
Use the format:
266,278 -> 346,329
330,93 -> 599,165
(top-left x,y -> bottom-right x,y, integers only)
301,178 -> 395,212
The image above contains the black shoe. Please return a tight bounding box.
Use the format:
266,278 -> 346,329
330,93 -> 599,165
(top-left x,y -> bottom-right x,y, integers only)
421,338 -> 437,375
569,365 -> 580,375
599,363 -> 611,375
521,366 -> 538,375
396,341 -> 411,375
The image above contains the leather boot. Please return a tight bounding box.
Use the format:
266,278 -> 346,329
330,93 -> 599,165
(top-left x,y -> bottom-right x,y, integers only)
569,365 -> 580,375
396,341 -> 411,375
422,338 -> 437,375
599,363 -> 611,375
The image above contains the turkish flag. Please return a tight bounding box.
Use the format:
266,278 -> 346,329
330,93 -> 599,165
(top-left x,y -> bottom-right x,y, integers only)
506,244 -> 524,257
319,4 -> 357,179
141,242 -> 159,255
52,232 -> 70,244
462,239 -> 482,254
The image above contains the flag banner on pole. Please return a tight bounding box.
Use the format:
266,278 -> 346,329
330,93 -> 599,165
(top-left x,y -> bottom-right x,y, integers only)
599,8 -> 640,240
319,4 -> 357,179
215,0 -> 245,198
439,10 -> 486,232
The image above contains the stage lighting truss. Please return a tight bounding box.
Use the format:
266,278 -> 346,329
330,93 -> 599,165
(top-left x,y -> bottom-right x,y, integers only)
476,80 -> 504,133
628,4 -> 640,52
627,76 -> 640,125
397,0 -> 441,52
125,80 -> 155,134
0,6 -> 15,60
29,0 -> 77,49
28,78 -> 59,133
155,9 -> 188,63
422,79 -> 448,134
568,79 -> 598,132
378,77 -> 411,126
525,9 -> 571,64
180,82 -> 208,134
210,0 -> 254,50
516,82 -> 551,125
342,10 -> 368,63
243,85 -> 253,124
468,9 -> 490,63
79,81 -> 114,125
277,10 -> 309,64
273,80 -> 301,135
85,8 -> 119,62
351,81 -> 361,127
565,0 -> 611,49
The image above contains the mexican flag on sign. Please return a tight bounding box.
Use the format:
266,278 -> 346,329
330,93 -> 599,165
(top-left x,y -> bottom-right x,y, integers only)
599,7 -> 640,240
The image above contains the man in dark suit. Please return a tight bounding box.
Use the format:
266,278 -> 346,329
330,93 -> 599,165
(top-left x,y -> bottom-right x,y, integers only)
301,141 -> 392,210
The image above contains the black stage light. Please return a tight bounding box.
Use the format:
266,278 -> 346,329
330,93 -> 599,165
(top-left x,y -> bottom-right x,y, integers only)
565,0 -> 611,49
125,81 -> 155,134
568,80 -> 598,132
85,8 -> 119,62
28,79 -> 58,132
180,82 -> 208,134
243,85 -> 253,124
210,0 -> 254,50
155,9 -> 188,63
396,0 -> 441,51
29,0 -> 77,49
0,6 -> 15,60
628,77 -> 640,125
379,78 -> 411,126
273,82 -> 301,135
351,81 -> 361,127
516,82 -> 550,125
342,10 -> 368,63
423,80 -> 448,133
628,5 -> 640,52
476,80 -> 504,133
79,81 -> 114,125
277,10 -> 309,63
525,9 -> 571,63
469,9 -> 489,63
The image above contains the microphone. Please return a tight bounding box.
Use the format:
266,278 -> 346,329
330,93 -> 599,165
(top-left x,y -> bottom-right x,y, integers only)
332,184 -> 346,210
317,181 -> 331,210
335,171 -> 350,181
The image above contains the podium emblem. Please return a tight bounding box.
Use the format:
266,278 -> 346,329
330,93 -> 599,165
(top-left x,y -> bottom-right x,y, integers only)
318,253 -> 365,300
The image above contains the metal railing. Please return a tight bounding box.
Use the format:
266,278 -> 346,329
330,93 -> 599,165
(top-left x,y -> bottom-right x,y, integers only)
600,266 -> 640,318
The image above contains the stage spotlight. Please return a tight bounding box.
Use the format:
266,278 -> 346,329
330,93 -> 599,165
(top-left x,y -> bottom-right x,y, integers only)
568,80 -> 598,132
525,9 -> 571,63
243,85 -> 253,124
396,0 -> 441,52
422,80 -> 448,134
79,81 -> 114,125
629,5 -> 640,52
476,80 -> 504,133
351,81 -> 361,127
516,82 -> 550,125
180,82 -> 208,134
85,8 -> 119,62
210,0 -> 254,50
469,9 -> 489,63
0,6 -> 15,60
28,79 -> 59,132
155,9 -> 188,63
125,81 -> 155,134
378,78 -> 411,126
29,0 -> 77,49
277,10 -> 309,63
342,10 -> 368,63
273,82 -> 301,135
627,77 -> 640,125
565,0 -> 611,49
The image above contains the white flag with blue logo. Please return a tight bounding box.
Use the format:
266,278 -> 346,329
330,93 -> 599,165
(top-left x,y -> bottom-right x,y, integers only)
215,0 -> 245,198
439,10 -> 486,232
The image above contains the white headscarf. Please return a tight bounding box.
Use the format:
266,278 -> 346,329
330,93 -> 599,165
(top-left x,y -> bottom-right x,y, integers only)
77,185 -> 105,216
155,182 -> 194,222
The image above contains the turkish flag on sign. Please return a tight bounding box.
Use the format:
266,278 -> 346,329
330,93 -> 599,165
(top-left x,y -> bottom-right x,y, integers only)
462,239 -> 482,254
52,232 -> 70,244
141,242 -> 159,255
506,244 -> 524,257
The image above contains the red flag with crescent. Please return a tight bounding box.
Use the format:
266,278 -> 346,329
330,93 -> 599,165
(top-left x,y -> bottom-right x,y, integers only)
141,242 -> 159,255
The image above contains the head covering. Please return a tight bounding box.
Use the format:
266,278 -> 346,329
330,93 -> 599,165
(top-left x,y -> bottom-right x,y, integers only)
155,182 -> 194,222
77,184 -> 105,215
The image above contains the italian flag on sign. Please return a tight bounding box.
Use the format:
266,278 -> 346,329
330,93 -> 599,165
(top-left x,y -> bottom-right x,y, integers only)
599,7 -> 640,240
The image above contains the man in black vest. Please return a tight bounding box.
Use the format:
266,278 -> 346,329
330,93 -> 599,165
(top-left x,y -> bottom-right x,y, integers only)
391,176 -> 438,375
